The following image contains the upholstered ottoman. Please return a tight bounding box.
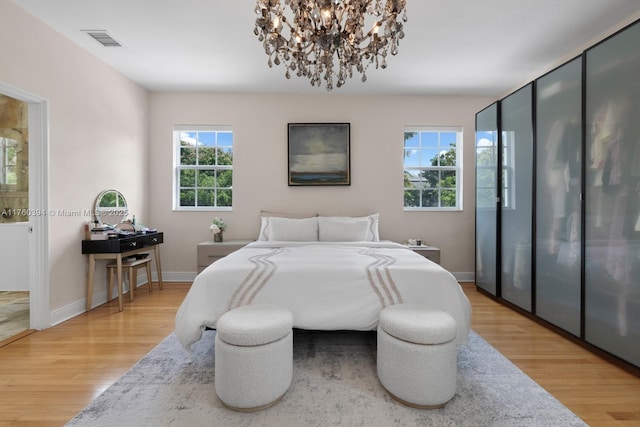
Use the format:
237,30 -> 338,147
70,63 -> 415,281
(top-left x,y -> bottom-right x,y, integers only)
377,304 -> 458,409
214,304 -> 293,412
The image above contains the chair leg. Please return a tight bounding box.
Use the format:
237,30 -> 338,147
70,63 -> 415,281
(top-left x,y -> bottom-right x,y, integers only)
108,268 -> 115,302
128,266 -> 135,302
145,261 -> 153,293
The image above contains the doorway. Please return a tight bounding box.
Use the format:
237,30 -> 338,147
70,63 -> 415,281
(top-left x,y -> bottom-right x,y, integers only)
0,81 -> 50,340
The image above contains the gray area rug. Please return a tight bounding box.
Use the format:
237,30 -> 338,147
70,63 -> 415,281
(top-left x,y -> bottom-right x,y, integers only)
66,329 -> 587,427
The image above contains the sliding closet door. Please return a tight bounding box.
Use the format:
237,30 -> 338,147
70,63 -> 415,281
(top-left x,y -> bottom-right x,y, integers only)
585,21 -> 640,367
475,103 -> 499,296
535,58 -> 582,336
500,85 -> 533,312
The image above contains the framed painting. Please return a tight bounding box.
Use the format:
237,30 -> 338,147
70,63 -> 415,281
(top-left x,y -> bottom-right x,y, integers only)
288,123 -> 351,186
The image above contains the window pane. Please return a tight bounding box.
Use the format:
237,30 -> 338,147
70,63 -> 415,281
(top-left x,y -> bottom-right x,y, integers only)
197,189 -> 215,207
404,148 -> 420,167
404,132 -> 419,147
423,190 -> 439,207
180,189 -> 195,206
198,147 -> 216,165
180,169 -> 195,187
421,132 -> 438,147
217,189 -> 232,207
423,170 -> 439,187
423,148 -> 438,166
217,147 -> 233,166
180,147 -> 196,165
441,132 -> 457,146
5,166 -> 16,185
218,132 -> 233,146
441,190 -> 456,207
440,146 -> 457,166
197,170 -> 215,187
404,190 -> 420,207
179,131 -> 196,146
198,132 -> 215,147
217,170 -> 233,187
442,170 -> 456,187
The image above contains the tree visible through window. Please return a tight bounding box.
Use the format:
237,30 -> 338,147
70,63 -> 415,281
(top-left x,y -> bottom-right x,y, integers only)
403,127 -> 462,209
174,127 -> 233,209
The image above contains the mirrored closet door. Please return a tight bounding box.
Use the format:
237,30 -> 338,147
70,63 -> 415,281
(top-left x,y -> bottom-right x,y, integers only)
535,57 -> 583,337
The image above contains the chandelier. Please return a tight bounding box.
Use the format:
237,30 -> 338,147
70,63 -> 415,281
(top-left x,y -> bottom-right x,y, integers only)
254,0 -> 407,91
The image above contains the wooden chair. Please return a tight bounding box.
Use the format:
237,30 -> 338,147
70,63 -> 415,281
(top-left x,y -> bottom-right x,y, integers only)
106,256 -> 153,305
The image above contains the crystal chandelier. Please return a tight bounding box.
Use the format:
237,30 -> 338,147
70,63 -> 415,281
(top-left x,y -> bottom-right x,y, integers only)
254,0 -> 407,91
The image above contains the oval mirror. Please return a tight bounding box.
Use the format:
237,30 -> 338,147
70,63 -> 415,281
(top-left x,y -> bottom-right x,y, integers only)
94,189 -> 128,226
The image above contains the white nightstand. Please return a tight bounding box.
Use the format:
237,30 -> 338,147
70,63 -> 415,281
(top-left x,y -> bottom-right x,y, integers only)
407,245 -> 441,264
197,240 -> 252,273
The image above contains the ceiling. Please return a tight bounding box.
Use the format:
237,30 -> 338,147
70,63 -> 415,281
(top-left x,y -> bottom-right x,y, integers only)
14,0 -> 640,96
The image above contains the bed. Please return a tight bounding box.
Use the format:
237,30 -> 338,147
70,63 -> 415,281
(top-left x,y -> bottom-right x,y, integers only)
175,214 -> 472,349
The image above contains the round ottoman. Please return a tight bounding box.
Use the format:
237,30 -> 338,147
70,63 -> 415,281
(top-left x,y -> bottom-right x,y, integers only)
377,304 -> 458,409
214,304 -> 294,412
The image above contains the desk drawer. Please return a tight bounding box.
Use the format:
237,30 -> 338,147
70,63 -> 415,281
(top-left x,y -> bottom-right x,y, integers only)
82,232 -> 163,254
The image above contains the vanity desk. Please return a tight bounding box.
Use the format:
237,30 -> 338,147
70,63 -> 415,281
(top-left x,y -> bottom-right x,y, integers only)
82,231 -> 164,312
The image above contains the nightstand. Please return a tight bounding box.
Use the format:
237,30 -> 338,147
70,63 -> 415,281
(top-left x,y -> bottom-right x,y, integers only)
408,245 -> 441,264
197,240 -> 252,273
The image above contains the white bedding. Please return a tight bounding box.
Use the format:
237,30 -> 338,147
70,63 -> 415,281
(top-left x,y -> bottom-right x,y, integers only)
175,241 -> 472,349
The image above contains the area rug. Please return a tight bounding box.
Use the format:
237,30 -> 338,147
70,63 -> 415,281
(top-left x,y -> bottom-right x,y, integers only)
66,329 -> 587,427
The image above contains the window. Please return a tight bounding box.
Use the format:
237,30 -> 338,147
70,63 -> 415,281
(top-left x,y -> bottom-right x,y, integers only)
0,137 -> 18,186
403,126 -> 462,210
174,126 -> 233,210
475,129 -> 498,209
501,130 -> 515,209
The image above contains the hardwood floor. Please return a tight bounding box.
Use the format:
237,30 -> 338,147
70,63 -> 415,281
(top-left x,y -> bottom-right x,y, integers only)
0,282 -> 638,426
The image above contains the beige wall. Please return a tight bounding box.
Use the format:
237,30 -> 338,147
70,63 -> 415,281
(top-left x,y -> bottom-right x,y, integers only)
149,93 -> 493,278
0,1 -> 149,319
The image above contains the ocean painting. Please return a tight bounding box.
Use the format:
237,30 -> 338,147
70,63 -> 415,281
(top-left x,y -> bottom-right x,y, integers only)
288,123 -> 350,186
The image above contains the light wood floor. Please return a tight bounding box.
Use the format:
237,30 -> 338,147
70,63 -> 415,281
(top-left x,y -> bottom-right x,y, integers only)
0,282 -> 638,426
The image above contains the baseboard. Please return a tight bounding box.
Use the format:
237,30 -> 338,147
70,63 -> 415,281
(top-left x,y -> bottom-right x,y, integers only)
50,271 -> 197,327
452,272 -> 475,282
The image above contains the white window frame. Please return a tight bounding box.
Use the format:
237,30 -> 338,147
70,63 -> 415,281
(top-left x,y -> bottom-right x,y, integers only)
0,137 -> 18,186
173,125 -> 233,211
403,126 -> 463,211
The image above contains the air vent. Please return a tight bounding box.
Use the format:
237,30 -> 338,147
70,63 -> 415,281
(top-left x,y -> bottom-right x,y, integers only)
82,30 -> 122,47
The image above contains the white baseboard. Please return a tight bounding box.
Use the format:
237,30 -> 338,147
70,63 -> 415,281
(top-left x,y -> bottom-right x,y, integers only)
452,272 -> 475,282
50,271 -> 198,327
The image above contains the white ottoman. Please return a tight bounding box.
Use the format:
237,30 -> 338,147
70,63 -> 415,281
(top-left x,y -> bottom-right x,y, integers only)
377,304 -> 458,409
214,304 -> 294,412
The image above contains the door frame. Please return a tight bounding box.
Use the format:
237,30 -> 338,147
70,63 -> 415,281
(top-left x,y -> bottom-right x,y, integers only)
0,81 -> 50,329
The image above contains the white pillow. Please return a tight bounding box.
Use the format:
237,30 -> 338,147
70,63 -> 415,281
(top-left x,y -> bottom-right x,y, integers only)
257,211 -> 316,241
268,217 -> 319,241
318,214 -> 380,242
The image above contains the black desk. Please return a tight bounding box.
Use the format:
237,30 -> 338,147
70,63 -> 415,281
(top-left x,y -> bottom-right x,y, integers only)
82,232 -> 164,311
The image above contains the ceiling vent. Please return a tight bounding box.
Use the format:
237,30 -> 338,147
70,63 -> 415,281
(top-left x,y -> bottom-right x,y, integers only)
82,30 -> 122,47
